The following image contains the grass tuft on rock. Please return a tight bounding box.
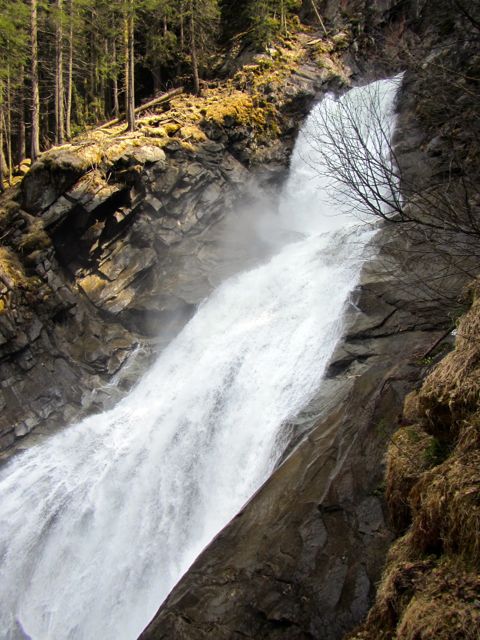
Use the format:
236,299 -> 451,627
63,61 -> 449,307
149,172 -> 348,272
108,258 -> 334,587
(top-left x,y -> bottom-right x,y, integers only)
348,277 -> 480,640
385,425 -> 434,533
417,284 -> 480,440
410,449 -> 480,564
0,246 -> 41,293
17,219 -> 52,255
396,559 -> 480,640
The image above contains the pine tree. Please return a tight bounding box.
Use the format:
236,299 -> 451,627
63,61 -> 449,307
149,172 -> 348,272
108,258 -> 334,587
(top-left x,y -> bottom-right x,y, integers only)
0,0 -> 304,170
65,0 -> 74,138
187,0 -> 220,95
124,0 -> 135,131
54,0 -> 65,144
30,0 -> 40,160
142,0 -> 178,94
0,0 -> 28,182
246,0 -> 301,47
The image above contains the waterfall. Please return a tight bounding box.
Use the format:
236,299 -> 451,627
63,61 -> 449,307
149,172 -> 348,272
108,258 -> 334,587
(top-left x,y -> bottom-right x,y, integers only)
0,76 -> 401,640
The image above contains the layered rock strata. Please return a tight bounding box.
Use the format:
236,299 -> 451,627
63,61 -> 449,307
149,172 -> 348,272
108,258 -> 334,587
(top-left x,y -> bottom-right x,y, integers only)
0,48 -> 333,455
139,219 -> 466,640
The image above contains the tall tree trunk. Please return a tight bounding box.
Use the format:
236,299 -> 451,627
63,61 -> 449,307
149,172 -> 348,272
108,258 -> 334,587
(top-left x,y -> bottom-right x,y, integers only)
124,10 -> 129,117
30,0 -> 40,161
112,37 -> 120,117
0,139 -> 5,192
55,0 -> 65,145
0,82 -> 4,192
6,69 -> 12,184
280,0 -> 286,34
189,0 -> 200,96
101,38 -> 108,119
152,70 -> 162,95
125,0 -> 135,131
309,0 -> 328,36
18,66 -> 26,164
65,0 -> 74,139
180,1 -> 185,51
89,6 -> 96,120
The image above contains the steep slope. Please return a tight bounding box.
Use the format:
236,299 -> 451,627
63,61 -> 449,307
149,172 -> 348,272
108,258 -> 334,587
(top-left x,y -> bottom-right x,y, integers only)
139,1 -> 480,638
0,32 -> 349,455
0,2 -> 478,639
349,281 -> 480,640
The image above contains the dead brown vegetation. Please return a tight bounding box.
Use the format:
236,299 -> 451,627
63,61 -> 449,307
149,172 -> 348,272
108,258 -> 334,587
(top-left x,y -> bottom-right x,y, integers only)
348,279 -> 480,640
385,424 -> 433,533
418,286 -> 480,440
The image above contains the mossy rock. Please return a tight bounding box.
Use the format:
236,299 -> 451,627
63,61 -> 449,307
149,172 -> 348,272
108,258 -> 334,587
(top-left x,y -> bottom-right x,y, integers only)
417,291 -> 480,440
396,560 -> 480,640
410,450 -> 480,563
385,424 -> 434,533
22,152 -> 90,213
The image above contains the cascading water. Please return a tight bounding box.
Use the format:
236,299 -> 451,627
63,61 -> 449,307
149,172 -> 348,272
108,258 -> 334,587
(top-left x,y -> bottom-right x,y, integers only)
0,77 -> 401,640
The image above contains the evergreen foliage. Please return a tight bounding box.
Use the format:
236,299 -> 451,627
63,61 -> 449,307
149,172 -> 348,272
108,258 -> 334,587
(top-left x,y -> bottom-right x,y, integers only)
0,0 -> 305,181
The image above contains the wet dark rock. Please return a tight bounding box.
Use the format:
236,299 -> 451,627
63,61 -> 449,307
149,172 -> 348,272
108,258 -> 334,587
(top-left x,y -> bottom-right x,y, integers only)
22,151 -> 89,213
0,55 -> 325,457
140,218 -> 467,640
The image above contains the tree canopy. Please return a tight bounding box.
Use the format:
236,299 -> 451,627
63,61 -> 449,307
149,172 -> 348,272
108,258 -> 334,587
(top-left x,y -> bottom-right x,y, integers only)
0,0 -> 305,186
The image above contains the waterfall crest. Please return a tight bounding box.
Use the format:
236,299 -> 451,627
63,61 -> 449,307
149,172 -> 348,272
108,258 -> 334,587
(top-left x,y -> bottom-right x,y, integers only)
0,76 -> 401,640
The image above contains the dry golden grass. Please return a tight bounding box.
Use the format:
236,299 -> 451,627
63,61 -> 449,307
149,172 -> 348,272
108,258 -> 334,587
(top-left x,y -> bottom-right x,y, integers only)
397,560 -> 480,639
350,278 -> 480,640
385,425 -> 434,533
458,410 -> 480,452
403,390 -> 421,423
410,450 -> 480,564
347,535 -> 432,639
17,219 -> 52,255
0,246 -> 41,293
349,544 -> 480,640
0,191 -> 22,236
370,534 -> 432,628
418,288 -> 480,437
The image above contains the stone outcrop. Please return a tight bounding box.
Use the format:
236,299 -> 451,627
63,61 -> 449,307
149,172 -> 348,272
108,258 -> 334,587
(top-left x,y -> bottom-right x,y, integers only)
140,2 -> 480,637
0,40 -> 337,456
139,218 -> 467,640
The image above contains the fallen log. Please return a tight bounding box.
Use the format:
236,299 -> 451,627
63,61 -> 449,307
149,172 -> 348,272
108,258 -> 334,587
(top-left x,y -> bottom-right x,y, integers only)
100,87 -> 185,129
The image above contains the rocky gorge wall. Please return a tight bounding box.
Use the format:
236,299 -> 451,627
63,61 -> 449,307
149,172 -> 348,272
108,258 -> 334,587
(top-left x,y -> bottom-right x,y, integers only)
0,1 -> 478,639
0,37 -> 338,456
138,221 -> 468,640
139,1 -> 480,639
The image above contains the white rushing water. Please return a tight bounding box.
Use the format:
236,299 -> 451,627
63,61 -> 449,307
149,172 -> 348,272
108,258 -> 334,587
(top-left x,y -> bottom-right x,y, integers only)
0,77 -> 401,640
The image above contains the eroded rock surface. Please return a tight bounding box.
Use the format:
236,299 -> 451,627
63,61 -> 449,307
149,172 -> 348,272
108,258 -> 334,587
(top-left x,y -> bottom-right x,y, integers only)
139,220 -> 466,640
139,3 -> 479,629
0,56 -> 329,456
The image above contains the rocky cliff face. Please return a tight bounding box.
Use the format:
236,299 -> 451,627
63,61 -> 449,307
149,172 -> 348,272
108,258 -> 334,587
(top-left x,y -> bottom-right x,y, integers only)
0,36 -> 341,456
347,281 -> 480,640
1,2 -> 477,639
138,222 -> 468,640
139,2 -> 479,639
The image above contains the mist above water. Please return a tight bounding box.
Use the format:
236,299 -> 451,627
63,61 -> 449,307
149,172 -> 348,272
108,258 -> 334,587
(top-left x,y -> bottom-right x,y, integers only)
0,77 -> 401,640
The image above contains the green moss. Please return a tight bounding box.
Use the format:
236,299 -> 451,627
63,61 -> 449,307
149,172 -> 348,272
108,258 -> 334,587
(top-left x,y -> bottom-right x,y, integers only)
423,437 -> 451,466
